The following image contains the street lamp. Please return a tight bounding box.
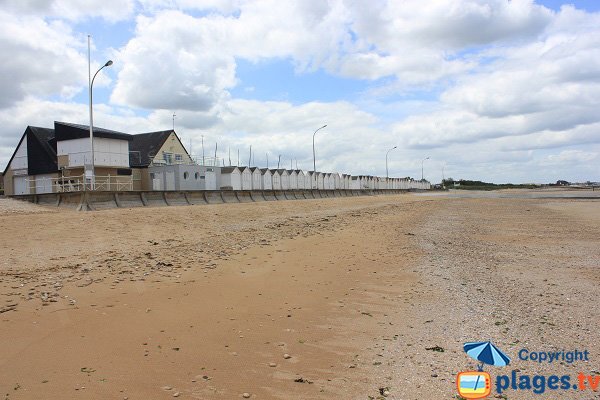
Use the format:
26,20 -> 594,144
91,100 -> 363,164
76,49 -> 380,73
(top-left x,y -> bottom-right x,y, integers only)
386,146 -> 397,179
312,124 -> 327,188
88,58 -> 113,188
421,156 -> 430,180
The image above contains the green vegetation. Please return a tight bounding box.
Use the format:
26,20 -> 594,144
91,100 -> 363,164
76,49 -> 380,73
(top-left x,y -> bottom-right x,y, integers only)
442,178 -> 539,191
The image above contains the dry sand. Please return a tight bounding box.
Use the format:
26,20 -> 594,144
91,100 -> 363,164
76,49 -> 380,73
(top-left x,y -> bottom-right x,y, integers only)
0,193 -> 598,399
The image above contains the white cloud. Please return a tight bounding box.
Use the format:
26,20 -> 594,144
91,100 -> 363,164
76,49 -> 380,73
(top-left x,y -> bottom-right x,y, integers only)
1,0 -> 135,22
110,10 -> 237,111
0,10 -> 89,108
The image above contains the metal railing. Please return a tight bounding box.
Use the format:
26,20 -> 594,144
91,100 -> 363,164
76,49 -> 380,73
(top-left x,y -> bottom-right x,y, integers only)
27,174 -> 134,193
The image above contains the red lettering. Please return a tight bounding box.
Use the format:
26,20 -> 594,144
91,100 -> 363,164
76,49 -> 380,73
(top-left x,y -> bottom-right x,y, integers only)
578,373 -> 587,390
587,375 -> 600,391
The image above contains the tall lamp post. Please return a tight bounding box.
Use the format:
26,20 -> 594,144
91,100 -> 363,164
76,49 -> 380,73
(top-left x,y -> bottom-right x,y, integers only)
312,124 -> 327,188
421,156 -> 430,180
88,55 -> 113,188
386,146 -> 397,179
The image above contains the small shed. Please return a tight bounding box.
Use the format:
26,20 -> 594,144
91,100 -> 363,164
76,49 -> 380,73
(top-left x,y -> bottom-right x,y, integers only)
239,166 -> 252,190
260,168 -> 273,190
295,170 -> 305,189
305,171 -> 315,189
332,173 -> 341,189
287,170 -> 298,189
250,167 -> 262,190
270,169 -> 281,189
220,166 -> 242,190
274,169 -> 290,190
317,172 -> 325,190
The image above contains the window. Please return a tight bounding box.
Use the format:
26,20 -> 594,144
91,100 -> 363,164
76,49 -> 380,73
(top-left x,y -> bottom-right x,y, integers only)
175,154 -> 183,162
117,169 -> 132,176
194,172 -> 199,180
150,173 -> 155,179
163,152 -> 173,164
183,172 -> 189,180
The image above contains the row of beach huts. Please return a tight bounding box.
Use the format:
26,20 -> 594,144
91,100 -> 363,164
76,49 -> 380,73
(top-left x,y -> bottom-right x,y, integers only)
2,121 -> 431,196
150,164 -> 430,192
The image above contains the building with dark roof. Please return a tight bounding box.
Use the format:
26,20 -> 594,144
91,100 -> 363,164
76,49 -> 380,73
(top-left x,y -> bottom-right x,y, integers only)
2,122 -> 197,194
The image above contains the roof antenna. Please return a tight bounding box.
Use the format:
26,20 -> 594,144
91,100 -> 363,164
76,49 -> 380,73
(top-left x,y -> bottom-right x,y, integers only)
172,112 -> 176,131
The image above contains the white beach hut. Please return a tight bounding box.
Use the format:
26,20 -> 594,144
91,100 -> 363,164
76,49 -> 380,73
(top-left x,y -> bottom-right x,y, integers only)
277,169 -> 290,190
239,166 -> 252,190
260,168 -> 273,190
250,167 -> 262,190
220,166 -> 242,190
287,169 -> 298,189
295,170 -> 305,189
317,172 -> 325,190
333,173 -> 341,189
305,171 -> 316,189
270,169 -> 282,189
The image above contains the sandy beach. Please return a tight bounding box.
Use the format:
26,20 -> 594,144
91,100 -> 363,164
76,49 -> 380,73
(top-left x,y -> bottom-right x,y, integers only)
0,192 -> 598,399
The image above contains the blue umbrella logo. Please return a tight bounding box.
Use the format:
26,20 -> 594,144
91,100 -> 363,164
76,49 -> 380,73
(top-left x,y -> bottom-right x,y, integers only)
464,341 -> 511,370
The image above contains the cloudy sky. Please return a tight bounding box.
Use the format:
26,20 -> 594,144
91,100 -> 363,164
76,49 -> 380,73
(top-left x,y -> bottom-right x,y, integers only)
1,0 -> 599,183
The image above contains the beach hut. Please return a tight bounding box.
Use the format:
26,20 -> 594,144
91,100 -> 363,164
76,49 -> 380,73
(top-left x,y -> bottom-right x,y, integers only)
287,169 -> 298,189
250,167 -> 262,190
333,173 -> 341,189
239,166 -> 252,190
295,170 -> 305,189
305,171 -> 316,189
260,168 -> 273,190
220,166 -> 242,190
317,172 -> 325,190
275,169 -> 290,190
344,174 -> 351,189
269,169 -> 282,189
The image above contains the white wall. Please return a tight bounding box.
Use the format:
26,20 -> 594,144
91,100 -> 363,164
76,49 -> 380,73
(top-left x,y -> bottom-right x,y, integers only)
57,138 -> 129,168
10,139 -> 28,170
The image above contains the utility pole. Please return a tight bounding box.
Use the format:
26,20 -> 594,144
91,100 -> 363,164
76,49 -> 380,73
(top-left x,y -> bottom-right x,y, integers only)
201,135 -> 205,166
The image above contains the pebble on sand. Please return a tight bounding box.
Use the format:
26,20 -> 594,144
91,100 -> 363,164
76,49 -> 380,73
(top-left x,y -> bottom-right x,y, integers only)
268,362 -> 277,367
283,353 -> 292,359
242,392 -> 251,398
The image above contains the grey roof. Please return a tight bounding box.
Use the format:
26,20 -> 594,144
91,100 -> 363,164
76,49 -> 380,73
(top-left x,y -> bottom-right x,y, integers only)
54,121 -> 132,141
129,130 -> 172,167
221,166 -> 240,173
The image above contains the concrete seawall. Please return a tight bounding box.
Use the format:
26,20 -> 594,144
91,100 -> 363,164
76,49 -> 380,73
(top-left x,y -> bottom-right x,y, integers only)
13,189 -> 413,211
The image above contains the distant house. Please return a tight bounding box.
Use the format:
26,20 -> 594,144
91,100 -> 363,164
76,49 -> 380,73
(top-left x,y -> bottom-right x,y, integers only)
129,129 -> 197,191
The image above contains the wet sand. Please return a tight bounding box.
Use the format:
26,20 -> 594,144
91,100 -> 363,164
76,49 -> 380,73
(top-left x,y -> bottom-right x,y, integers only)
0,193 -> 598,399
